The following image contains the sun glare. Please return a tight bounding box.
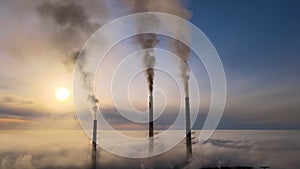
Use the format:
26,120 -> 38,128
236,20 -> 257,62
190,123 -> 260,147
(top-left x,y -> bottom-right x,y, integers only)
55,87 -> 70,101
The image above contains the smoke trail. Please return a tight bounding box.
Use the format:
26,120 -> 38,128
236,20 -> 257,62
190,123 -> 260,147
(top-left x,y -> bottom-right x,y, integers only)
173,41 -> 191,97
72,50 -> 99,117
37,1 -> 103,115
128,0 -> 192,95
131,1 -> 160,93
139,34 -> 159,92
88,94 -> 99,118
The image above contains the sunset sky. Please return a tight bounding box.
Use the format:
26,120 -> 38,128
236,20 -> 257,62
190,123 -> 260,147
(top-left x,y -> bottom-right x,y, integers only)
0,0 -> 299,130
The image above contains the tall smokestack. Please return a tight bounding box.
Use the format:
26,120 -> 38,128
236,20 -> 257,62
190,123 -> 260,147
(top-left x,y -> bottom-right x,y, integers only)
90,101 -> 98,169
131,1 -> 160,154
185,96 -> 192,159
172,40 -> 192,161
91,118 -> 97,169
149,91 -> 154,153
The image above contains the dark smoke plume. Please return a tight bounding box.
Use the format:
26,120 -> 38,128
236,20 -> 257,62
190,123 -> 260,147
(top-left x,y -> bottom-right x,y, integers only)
88,94 -> 99,118
138,34 -> 159,92
132,1 -> 160,93
129,0 -> 192,95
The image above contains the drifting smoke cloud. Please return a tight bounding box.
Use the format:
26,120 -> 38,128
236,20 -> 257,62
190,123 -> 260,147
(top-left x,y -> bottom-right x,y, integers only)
37,1 -> 101,54
37,0 -> 107,69
37,1 -> 103,115
37,0 -> 191,97
38,2 -> 99,34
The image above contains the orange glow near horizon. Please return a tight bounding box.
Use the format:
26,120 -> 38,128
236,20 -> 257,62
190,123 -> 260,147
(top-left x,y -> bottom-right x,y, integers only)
0,118 -> 30,123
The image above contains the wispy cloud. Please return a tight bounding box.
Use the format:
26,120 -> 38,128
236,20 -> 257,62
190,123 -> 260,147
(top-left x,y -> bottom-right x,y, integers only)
1,95 -> 34,105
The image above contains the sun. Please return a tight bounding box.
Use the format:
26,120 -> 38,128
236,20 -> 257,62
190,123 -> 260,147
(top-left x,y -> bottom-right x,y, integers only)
55,87 -> 70,101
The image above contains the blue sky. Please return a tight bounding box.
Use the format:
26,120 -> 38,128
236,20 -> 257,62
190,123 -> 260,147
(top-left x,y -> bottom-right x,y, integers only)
187,0 -> 300,129
189,0 -> 300,76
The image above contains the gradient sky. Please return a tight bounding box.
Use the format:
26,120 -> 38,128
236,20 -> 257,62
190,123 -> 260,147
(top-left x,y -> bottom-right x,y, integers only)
0,0 -> 299,130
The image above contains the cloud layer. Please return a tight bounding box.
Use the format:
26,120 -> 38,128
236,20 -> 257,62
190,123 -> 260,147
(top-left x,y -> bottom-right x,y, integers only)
0,130 -> 299,169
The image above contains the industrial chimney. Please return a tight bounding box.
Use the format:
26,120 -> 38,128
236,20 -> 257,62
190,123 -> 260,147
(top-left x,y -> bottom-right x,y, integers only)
149,91 -> 154,153
91,111 -> 97,169
185,96 -> 192,159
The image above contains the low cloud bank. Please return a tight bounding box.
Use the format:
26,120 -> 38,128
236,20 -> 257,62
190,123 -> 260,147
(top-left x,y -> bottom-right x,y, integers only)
0,130 -> 299,169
